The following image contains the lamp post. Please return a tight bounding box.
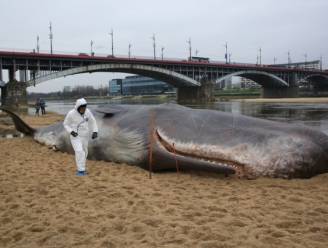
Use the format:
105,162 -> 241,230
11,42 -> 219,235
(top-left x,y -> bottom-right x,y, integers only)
151,34 -> 156,60
320,55 -> 323,71
109,29 -> 114,56
161,47 -> 165,60
195,49 -> 199,56
274,57 -> 277,64
224,42 -> 228,64
49,22 -> 53,54
288,51 -> 291,67
187,38 -> 192,60
259,47 -> 262,65
36,35 -> 40,53
90,40 -> 94,56
128,43 -> 132,59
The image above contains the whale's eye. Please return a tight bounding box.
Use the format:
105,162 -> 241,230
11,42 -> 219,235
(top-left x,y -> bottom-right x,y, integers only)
104,113 -> 115,118
96,106 -> 126,119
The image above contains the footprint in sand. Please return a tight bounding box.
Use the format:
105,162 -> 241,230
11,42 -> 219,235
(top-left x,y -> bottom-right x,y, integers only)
12,232 -> 24,242
28,224 -> 45,233
227,219 -> 247,228
142,218 -> 163,228
112,221 -> 127,233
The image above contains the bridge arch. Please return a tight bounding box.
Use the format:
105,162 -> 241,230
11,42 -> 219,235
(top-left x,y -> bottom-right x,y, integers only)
26,63 -> 201,88
216,70 -> 289,88
305,74 -> 328,86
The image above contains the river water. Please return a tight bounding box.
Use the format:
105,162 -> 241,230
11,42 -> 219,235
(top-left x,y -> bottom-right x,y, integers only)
31,98 -> 328,135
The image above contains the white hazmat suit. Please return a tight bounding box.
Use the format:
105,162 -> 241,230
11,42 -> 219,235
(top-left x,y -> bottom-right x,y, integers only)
63,98 -> 98,173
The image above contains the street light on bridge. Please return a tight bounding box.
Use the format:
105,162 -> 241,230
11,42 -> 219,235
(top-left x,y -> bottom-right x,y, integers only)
161,47 -> 165,60
90,40 -> 94,56
187,38 -> 192,60
151,34 -> 156,60
224,42 -> 228,64
36,35 -> 40,53
109,29 -> 114,57
259,47 -> 262,65
128,43 -> 132,59
49,22 -> 53,54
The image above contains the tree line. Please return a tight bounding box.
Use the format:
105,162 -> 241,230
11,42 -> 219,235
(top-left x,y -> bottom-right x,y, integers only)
28,85 -> 109,100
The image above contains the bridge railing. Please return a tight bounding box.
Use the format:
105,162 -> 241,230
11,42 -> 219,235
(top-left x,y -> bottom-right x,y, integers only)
0,47 -> 234,65
0,47 -> 189,62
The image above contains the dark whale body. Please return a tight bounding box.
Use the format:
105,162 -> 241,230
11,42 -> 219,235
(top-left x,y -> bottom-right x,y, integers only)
2,103 -> 328,178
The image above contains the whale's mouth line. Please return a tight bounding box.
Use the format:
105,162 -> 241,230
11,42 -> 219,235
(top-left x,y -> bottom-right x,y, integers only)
155,129 -> 247,175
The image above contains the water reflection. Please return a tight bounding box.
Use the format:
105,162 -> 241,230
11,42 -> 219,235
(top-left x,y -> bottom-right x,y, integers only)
30,98 -> 328,134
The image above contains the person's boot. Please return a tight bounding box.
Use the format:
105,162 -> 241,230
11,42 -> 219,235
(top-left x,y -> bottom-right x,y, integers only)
76,171 -> 87,176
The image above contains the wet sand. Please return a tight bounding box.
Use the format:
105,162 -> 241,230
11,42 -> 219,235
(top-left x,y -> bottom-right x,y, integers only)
235,97 -> 328,103
1,113 -> 328,247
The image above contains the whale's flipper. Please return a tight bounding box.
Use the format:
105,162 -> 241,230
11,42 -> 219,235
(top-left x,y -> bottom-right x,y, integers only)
0,107 -> 35,136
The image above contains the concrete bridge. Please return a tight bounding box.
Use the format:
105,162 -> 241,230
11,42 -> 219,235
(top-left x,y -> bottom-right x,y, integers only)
0,50 -> 327,105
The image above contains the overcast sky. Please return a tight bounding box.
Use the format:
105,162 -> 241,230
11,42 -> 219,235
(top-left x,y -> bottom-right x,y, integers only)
0,0 -> 327,93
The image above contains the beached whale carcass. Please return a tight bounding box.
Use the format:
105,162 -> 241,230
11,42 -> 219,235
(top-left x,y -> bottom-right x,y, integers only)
1,103 -> 328,178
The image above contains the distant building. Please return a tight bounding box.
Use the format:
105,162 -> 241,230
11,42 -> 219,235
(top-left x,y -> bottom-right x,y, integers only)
109,79 -> 123,95
270,60 -> 320,70
224,77 -> 232,89
216,77 -> 232,90
63,86 -> 71,92
109,76 -> 175,96
215,77 -> 232,90
240,78 -> 261,89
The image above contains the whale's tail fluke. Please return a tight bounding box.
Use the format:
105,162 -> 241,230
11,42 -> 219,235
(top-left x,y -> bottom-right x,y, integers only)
0,107 -> 35,136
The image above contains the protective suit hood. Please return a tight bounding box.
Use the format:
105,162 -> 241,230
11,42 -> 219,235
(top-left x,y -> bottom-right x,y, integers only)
75,98 -> 88,110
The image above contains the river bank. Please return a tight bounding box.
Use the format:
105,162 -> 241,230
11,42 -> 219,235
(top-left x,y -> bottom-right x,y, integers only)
234,97 -> 328,103
0,112 -> 328,247
27,93 -> 328,105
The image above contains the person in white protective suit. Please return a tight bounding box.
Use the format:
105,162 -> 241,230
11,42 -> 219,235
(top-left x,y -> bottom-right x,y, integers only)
63,98 -> 98,176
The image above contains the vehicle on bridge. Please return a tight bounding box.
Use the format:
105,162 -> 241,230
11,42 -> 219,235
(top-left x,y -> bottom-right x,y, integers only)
78,53 -> 89,57
189,56 -> 210,63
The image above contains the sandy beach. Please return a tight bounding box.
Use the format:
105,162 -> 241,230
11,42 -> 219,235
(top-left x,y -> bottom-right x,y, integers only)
0,112 -> 328,247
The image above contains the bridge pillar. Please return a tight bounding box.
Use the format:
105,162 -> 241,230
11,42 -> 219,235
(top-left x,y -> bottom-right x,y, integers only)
1,65 -> 28,108
9,68 -> 16,82
1,79 -> 28,108
19,70 -> 27,82
261,87 -> 299,98
177,80 -> 214,103
0,63 -> 5,106
0,60 -> 3,82
304,76 -> 328,97
0,86 -> 6,106
261,72 -> 299,98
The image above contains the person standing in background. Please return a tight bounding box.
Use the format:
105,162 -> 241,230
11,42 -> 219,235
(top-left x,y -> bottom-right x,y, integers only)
35,98 -> 41,116
40,98 -> 46,115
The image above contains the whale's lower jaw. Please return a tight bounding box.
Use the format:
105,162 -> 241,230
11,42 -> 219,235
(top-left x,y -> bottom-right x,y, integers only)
154,128 -> 326,179
154,129 -> 251,177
